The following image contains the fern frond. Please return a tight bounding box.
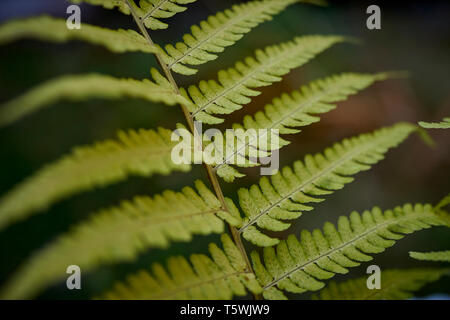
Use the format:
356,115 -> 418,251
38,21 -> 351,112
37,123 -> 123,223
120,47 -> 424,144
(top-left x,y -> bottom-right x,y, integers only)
215,72 -> 391,181
0,181 -> 244,299
101,234 -> 262,299
0,16 -> 157,54
418,118 -> 450,129
312,268 -> 449,300
159,0 -> 312,75
409,251 -> 450,262
238,123 -> 417,247
0,127 -> 191,230
0,69 -> 189,127
70,0 -> 196,30
251,202 -> 450,299
183,35 -> 346,123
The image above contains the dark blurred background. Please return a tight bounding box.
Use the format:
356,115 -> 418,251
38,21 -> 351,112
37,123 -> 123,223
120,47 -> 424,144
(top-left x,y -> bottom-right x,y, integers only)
0,0 -> 449,299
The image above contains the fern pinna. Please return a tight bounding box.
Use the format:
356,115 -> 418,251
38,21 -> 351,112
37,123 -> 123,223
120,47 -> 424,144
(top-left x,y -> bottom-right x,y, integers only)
0,0 -> 448,300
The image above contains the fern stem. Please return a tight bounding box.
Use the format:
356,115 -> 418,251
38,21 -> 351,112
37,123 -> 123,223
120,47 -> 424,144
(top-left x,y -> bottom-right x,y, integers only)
125,0 -> 256,294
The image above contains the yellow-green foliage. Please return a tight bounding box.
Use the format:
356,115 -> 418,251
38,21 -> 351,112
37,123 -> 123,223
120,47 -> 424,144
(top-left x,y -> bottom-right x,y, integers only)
238,123 -> 417,246
0,127 -> 191,230
182,36 -> 346,124
251,203 -> 450,300
215,72 -> 392,182
0,0 -> 448,301
419,117 -> 450,129
409,251 -> 450,262
0,69 -> 189,127
238,72 -> 391,135
134,0 -> 197,30
101,234 -> 262,299
312,268 -> 449,300
0,16 -> 158,54
436,193 -> 450,211
159,0 -> 307,75
0,181 -> 242,300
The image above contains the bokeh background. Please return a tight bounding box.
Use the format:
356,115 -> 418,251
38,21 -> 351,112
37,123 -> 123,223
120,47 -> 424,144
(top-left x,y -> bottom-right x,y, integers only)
0,0 -> 449,299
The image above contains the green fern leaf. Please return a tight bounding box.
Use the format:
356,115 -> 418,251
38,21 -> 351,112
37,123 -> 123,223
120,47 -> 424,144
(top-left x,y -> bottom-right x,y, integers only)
159,0 -> 315,75
0,181 -> 244,299
251,202 -> 450,299
0,69 -> 189,127
135,0 -> 197,30
0,127 -> 191,230
183,35 -> 346,123
238,123 -> 417,246
409,251 -> 450,262
70,0 -> 196,30
214,72 -> 391,181
101,234 -> 262,299
436,193 -> 450,212
0,16 -> 158,54
419,118 -> 450,129
312,268 -> 449,300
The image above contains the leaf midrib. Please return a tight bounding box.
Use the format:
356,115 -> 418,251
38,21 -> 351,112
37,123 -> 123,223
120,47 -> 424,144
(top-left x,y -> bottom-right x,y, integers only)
263,210 -> 432,289
150,271 -> 250,299
239,133 -> 388,232
73,208 -> 221,249
191,38 -> 309,118
112,208 -> 219,229
215,81 -> 343,170
142,0 -> 171,21
167,0 -> 282,70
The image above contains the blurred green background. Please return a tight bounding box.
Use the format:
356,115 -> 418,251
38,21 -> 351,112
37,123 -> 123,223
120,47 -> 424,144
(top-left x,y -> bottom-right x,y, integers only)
0,0 -> 449,299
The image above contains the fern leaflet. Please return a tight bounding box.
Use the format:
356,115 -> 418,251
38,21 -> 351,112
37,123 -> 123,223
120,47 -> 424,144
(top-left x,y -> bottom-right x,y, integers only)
409,251 -> 450,262
214,72 -> 391,182
0,127 -> 191,230
0,16 -> 158,54
183,35 -> 346,123
312,268 -> 449,300
251,202 -> 450,299
70,0 -> 196,30
101,234 -> 262,299
135,0 -> 197,30
419,118 -> 450,129
238,123 -> 417,247
159,0 -> 313,75
0,69 -> 189,127
0,181 -> 245,299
